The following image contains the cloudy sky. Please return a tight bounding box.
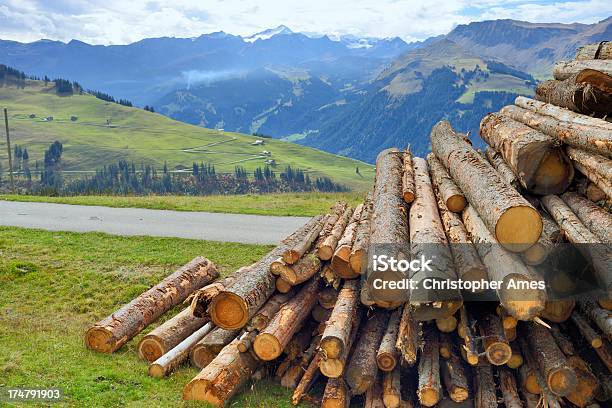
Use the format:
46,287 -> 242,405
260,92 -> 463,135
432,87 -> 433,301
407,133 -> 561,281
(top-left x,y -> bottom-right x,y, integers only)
1,0 -> 611,44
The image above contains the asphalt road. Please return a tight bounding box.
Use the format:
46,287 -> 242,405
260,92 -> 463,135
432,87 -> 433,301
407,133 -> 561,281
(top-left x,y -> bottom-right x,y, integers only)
0,201 -> 311,245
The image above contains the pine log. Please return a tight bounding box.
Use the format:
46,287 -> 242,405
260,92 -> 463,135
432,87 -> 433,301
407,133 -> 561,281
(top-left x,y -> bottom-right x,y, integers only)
431,120 -> 542,251
396,305 -> 419,367
518,355 -> 541,395
319,305 -> 363,378
312,304 -> 331,323
365,374 -> 385,408
377,308 -> 401,372
276,277 -> 293,293
541,299 -> 576,323
438,332 -> 454,359
502,104 -> 612,159
253,277 -> 320,361
283,215 -> 327,264
536,73 -> 612,117
320,279 -> 360,360
417,324 -> 441,407
349,194 -> 372,274
317,202 -> 349,250
382,368 -> 401,408
321,377 -> 350,408
248,291 -> 293,331
504,325 -> 517,342
522,212 -> 560,266
441,345 -> 469,402
191,273 -> 240,318
279,253 -> 322,285
410,157 -> 462,319
498,366 -> 523,408
281,362 -> 306,388
480,112 -> 574,195
85,257 -> 218,353
562,192 -> 612,242
319,287 -> 339,309
485,146 -> 520,190
332,204 -> 364,278
566,355 -> 599,408
318,207 -> 353,261
190,326 -> 240,369
507,341 -> 523,369
473,364 -> 498,408
236,331 -> 258,353
183,337 -> 259,406
346,309 -> 389,395
576,42 -> 612,60
554,60 -> 612,80
209,216 -> 323,330
149,322 -> 214,378
572,312 -> 603,348
567,147 -> 612,198
402,148 -> 416,203
587,183 -> 607,202
526,322 -> 578,396
578,299 -> 612,338
496,305 -> 518,329
457,306 -> 479,366
427,153 -> 466,212
291,353 -> 321,406
462,205 -> 546,320
479,313 -> 511,366
550,324 -> 576,356
436,316 -> 458,333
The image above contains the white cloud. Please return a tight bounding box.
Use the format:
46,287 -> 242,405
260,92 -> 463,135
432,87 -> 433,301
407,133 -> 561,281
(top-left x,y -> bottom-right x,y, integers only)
0,0 -> 610,44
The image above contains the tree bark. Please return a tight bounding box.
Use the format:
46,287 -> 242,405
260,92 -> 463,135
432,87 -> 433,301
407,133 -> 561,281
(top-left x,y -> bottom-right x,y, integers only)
566,147 -> 612,198
291,353 -> 321,406
431,120 -> 542,252
191,273 -> 240,318
183,337 -> 259,406
346,309 -> 389,395
473,363 -> 498,408
332,204 -> 364,279
550,324 -> 576,356
522,212 -> 560,266
382,367 -> 401,408
85,257 -> 218,353
578,299 -> 612,338
312,304 -> 331,323
396,305 -> 419,367
441,345 -> 469,402
349,194 -> 372,275
283,215 -> 327,264
457,306 -> 479,366
562,192 -> 612,242
278,252 -> 322,285
138,307 -> 209,362
376,308 -> 401,372
515,95 -> 612,130
365,374 -> 385,408
190,326 -> 240,369
418,324 -> 441,407
148,322 -> 214,378
321,377 -> 350,408
248,291 -> 293,331
320,279 -> 360,360
576,42 -> 612,60
478,313 -> 512,366
253,277 -> 320,361
497,366 -> 523,408
571,311 -> 603,348
318,207 -> 353,261
554,60 -> 612,80
526,322 -> 578,396
480,112 -> 574,195
462,205 -> 546,320
319,287 -> 339,309
402,148 -> 416,203
427,153 -> 466,212
485,146 -> 520,190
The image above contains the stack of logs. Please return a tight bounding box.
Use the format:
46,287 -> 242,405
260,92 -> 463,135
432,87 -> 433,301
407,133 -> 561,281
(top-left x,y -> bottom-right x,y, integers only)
84,42 -> 612,408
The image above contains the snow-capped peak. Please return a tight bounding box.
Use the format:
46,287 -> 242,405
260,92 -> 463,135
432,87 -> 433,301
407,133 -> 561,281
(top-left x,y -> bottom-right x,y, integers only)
244,25 -> 294,43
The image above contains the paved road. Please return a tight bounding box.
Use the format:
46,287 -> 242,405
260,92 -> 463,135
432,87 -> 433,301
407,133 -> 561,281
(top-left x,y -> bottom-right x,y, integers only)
0,201 -> 311,245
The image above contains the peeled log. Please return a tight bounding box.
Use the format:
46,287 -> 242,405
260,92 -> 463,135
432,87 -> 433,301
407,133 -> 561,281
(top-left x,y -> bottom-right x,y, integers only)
349,195 -> 372,274
427,153 -> 466,212
567,147 -> 612,199
562,192 -> 612,242
396,305 -> 419,367
382,368 -> 401,408
478,313 -> 511,366
576,42 -> 612,60
320,279 -> 360,360
501,104 -> 612,159
515,96 -> 612,131
377,308 -> 401,372
278,253 -> 322,285
554,60 -> 612,80
485,146 -> 520,190
578,299 -> 612,338
183,337 -> 259,406
190,326 -> 240,369
418,324 -> 441,407
480,112 -> 574,195
402,149 -> 416,203
346,309 -> 388,395
139,307 -> 209,362
149,322 -> 214,378
332,204 -> 364,279
498,366 -> 523,408
473,364 -> 497,408
431,120 -> 542,252
248,291 -> 293,331
253,277 -> 320,361
321,378 -> 350,408
85,257 -> 218,353
318,207 -> 353,261
441,346 -> 469,402
462,205 -> 546,320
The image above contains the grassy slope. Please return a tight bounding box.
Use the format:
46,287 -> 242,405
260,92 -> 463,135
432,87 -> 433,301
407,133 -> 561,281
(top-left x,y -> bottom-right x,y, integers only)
0,226 -> 307,407
0,191 -> 365,217
0,80 -> 373,190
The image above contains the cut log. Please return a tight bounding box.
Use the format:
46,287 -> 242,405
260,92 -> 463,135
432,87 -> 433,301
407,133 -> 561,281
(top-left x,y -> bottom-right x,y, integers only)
554,60 -> 612,80
253,277 -> 320,361
438,332 -> 454,359
473,364 -> 498,408
402,148 -> 416,203
457,306 -> 479,366
319,287 -> 339,309
278,253 -> 322,285
498,366 -> 523,408
593,340 -> 612,372
462,205 -> 546,320
281,362 -> 306,388
566,147 -> 612,198
291,353 -> 321,406
365,374 -> 385,408
522,212 -> 560,266
485,146 -> 520,190
183,337 -> 259,406
312,304 -> 331,323
321,377 -> 350,408
578,299 -> 612,338
502,104 -> 612,159
349,194 -> 372,274
346,309 -> 389,395
541,299 -> 576,323
432,120 -> 542,251
236,331 -> 258,353
441,345 -> 469,402
576,42 -> 612,60
382,368 -> 401,408
427,153 -> 466,212
526,322 -> 578,396
496,305 -> 518,329
587,183 -> 607,202
410,157 -> 461,319
377,308 -> 401,372
320,279 -> 360,360
190,326 -> 240,369
318,207 -> 353,261
319,305 -> 363,378
507,341 -> 523,369
518,349 -> 541,395
550,324 -> 576,356
276,277 -> 293,293
85,257 -> 218,353
396,305 -> 419,367
248,291 -> 293,331
562,192 -> 612,242
504,325 -> 517,342
332,203 -> 364,279
138,307 -> 208,362
572,312 -> 603,348
209,216 -> 323,330
519,389 -> 540,408
480,112 -> 574,195
317,202 -> 349,251
436,316 -> 458,333
149,322 -> 214,378
191,273 -> 240,318
282,215 -> 327,264
417,324 -> 441,407
478,313 -> 511,366
566,355 -> 599,408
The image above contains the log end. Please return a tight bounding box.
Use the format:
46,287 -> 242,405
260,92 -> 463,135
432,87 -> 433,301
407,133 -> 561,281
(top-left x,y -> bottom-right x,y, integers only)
317,246 -> 334,261
449,387 -> 469,403
465,352 -> 479,366
349,250 -> 365,275
418,388 -> 440,407
276,278 -> 293,294
403,191 -> 415,204
446,195 -> 467,213
319,358 -> 344,378
210,292 -> 249,330
548,367 -> 578,397
84,326 -> 115,353
376,353 -> 397,372
485,342 -> 512,366
532,150 -> 574,194
320,337 -> 343,360
523,243 -> 547,266
495,205 -> 542,252
383,394 -> 401,408
190,345 -> 216,369
282,251 -> 300,265
183,379 -> 216,404
507,353 -> 523,369
138,337 -> 165,362
253,333 -> 282,361
331,256 -> 359,280
148,363 -> 166,378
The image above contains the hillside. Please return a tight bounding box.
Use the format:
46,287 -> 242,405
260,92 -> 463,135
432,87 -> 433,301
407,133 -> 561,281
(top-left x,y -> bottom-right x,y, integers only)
0,79 -> 373,191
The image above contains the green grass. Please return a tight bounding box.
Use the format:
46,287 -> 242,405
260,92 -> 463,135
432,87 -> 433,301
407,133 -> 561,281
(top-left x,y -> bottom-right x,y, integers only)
0,227 -> 305,407
0,80 -> 374,190
0,191 -> 366,217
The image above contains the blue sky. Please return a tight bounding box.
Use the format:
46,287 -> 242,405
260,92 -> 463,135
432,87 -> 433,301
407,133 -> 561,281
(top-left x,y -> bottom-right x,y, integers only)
0,0 -> 610,44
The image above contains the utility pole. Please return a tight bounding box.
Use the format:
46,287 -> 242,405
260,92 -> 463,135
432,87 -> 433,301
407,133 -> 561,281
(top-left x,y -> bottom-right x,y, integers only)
4,107 -> 15,193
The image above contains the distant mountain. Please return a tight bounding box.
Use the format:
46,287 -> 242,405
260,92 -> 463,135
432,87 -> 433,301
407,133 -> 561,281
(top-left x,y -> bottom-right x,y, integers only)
244,25 -> 294,42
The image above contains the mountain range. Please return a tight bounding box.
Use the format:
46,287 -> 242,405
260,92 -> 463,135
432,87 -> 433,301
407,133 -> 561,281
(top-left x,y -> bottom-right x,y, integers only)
1,17 -> 610,162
